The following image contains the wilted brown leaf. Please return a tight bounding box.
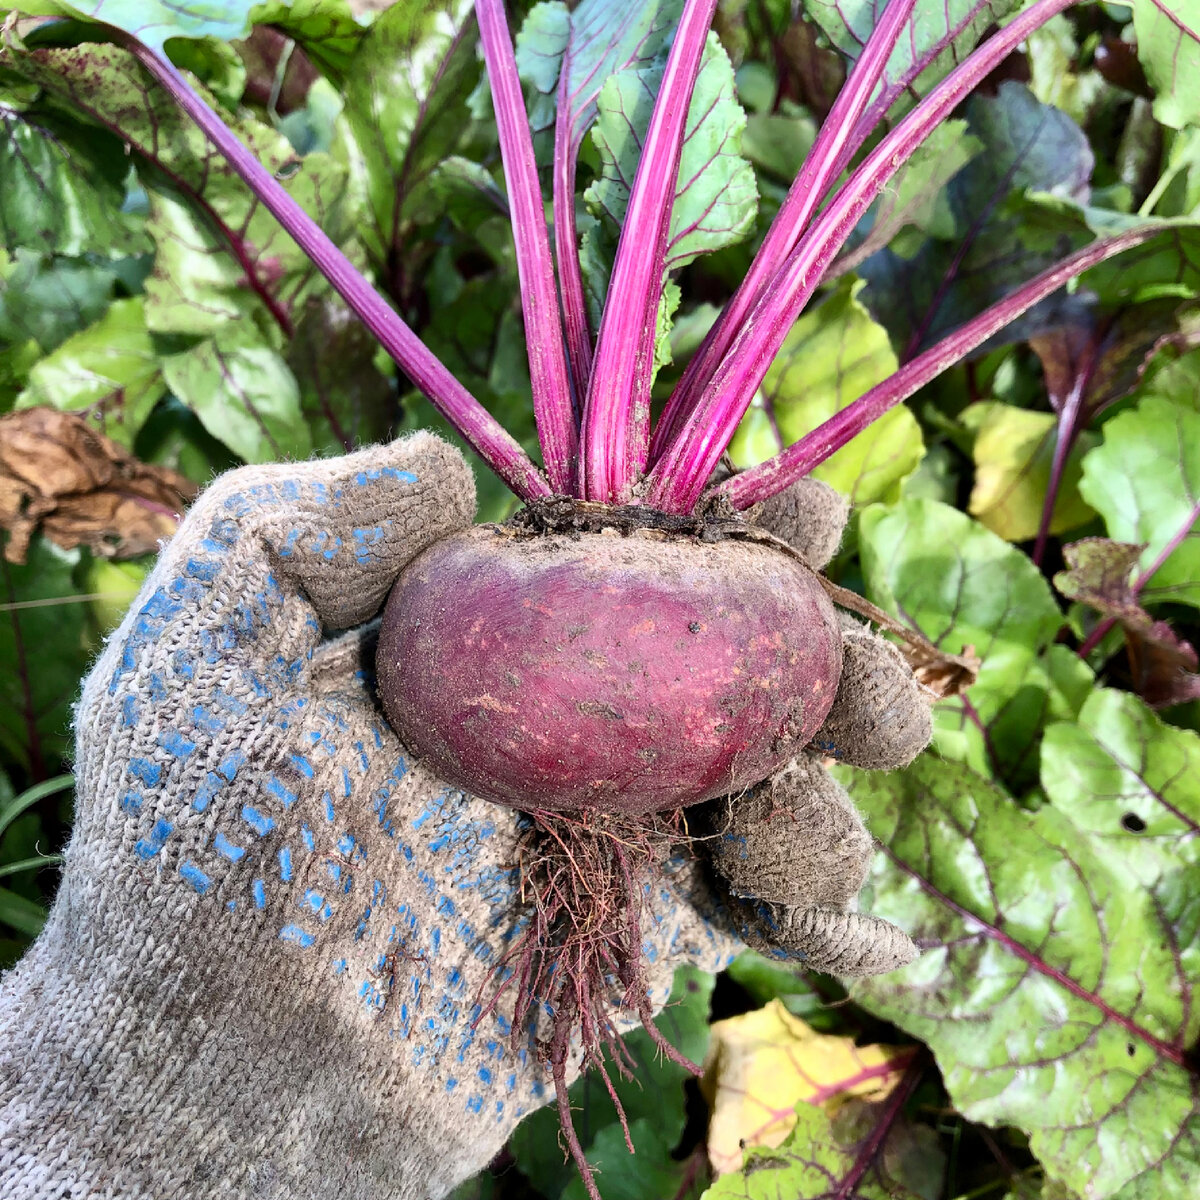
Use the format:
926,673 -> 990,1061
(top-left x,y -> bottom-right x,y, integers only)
819,576 -> 981,698
0,407 -> 196,563
1055,537 -> 1200,708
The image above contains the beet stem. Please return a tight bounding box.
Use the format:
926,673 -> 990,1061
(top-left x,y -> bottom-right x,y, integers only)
711,225 -> 1169,511
650,0 -> 920,460
114,30 -> 552,503
554,58 -> 595,407
477,0 -> 579,494
644,0 -> 1077,514
581,0 -> 719,503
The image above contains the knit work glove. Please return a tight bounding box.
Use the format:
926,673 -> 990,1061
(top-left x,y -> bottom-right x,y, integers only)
0,435 -> 741,1200
0,437 -> 919,1200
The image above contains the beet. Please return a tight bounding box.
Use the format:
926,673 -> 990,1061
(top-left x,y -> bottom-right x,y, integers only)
376,520 -> 843,814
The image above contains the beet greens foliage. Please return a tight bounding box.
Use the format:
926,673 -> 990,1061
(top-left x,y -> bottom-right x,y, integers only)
2,0 -> 1200,1197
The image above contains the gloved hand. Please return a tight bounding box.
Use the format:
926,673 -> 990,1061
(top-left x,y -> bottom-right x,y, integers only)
0,435 -> 919,1200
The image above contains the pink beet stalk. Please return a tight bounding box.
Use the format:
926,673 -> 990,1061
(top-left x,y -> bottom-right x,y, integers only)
554,64 -> 594,402
581,0 -> 719,503
553,63 -> 594,402
119,34 -> 552,502
477,0 -> 578,494
650,0 -> 919,460
645,0 -> 1076,513
850,0 -> 1002,154
713,226 -> 1166,511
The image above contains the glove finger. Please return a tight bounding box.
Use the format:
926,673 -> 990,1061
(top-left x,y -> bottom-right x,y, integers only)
703,754 -> 873,909
735,899 -> 918,976
749,476 -> 848,572
812,616 -> 932,769
89,434 -> 474,728
191,431 -> 474,631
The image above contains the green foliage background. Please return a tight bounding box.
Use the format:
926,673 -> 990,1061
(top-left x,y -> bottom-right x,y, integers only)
2,1 -> 1200,1198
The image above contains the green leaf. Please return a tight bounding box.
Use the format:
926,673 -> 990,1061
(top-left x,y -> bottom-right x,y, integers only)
1026,13 -> 1107,130
1132,0 -> 1200,131
1042,689 -> 1200,888
858,499 -> 1071,792
2,42 -> 357,342
585,32 -> 757,273
1052,538 -> 1200,709
510,965 -> 713,1200
286,296 -> 394,456
0,539 -> 94,776
802,0 -> 1024,123
0,249 -> 120,354
858,83 -> 1093,355
80,558 -> 147,635
701,1098 -> 922,1200
728,279 -> 924,505
1012,198 -> 1200,305
0,102 -> 144,257
160,326 -> 311,463
140,152 -> 353,340
961,401 -> 1096,543
15,297 -> 165,447
0,885 -> 47,939
724,950 -> 847,1031
167,33 -> 248,107
1,340 -> 41,414
396,266 -> 541,523
847,754 -> 1200,1200
515,0 -> 682,144
342,0 -> 481,272
561,1120 -> 700,1200
1078,393 -> 1200,610
133,395 -> 241,484
399,157 -> 506,237
18,0 -> 258,53
249,0 -> 367,79
1029,299 -> 1200,429
740,108 -> 818,185
0,854 -> 62,881
0,774 -> 72,843
833,120 -> 982,276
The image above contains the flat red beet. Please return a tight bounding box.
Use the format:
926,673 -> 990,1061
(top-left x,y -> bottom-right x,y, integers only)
377,521 -> 841,815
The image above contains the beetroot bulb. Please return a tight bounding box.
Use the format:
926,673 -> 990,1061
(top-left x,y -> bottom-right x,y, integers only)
371,491 -> 929,1200
376,516 -> 842,816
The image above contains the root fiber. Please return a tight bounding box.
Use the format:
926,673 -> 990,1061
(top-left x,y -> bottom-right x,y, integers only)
478,808 -> 701,1200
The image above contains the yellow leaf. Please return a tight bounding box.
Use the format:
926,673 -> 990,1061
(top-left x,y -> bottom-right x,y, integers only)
700,999 -> 910,1175
962,401 -> 1096,542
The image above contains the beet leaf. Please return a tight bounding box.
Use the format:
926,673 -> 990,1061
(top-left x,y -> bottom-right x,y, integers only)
1133,0 -> 1200,130
1054,539 -> 1200,707
848,748 -> 1200,1200
1079,391 -> 1200,611
342,1 -> 483,304
857,497 -> 1081,791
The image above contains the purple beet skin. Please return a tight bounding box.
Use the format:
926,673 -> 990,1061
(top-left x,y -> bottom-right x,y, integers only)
377,525 -> 842,814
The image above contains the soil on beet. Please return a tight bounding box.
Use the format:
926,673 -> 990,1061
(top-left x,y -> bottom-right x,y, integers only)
377,509 -> 843,815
